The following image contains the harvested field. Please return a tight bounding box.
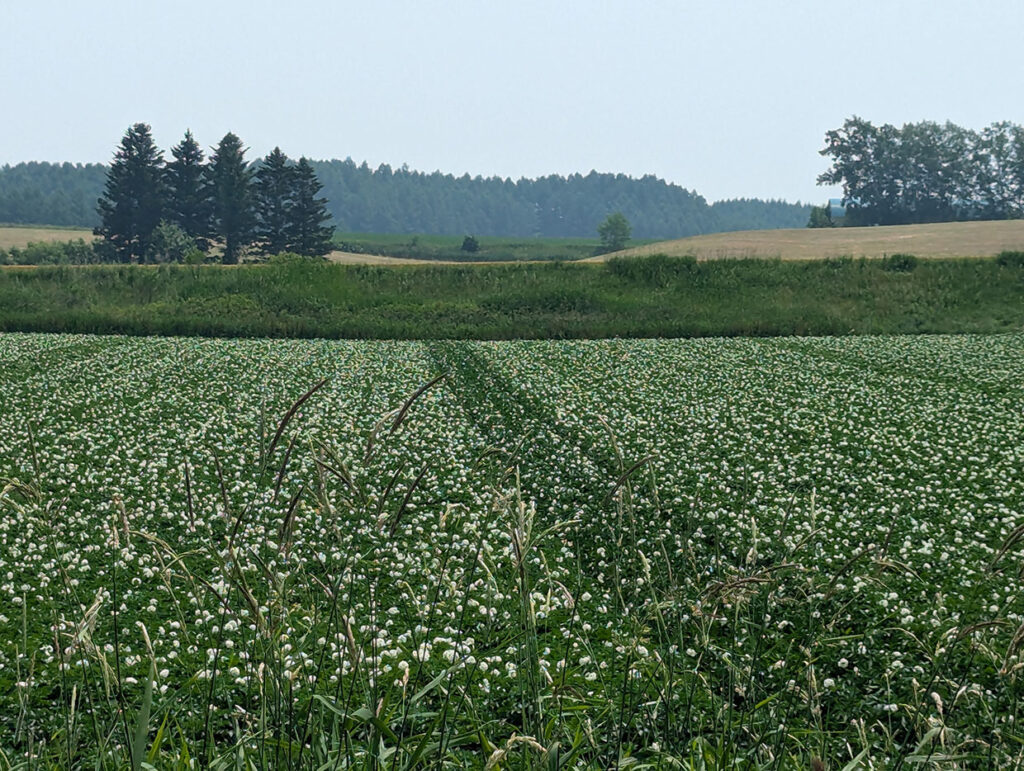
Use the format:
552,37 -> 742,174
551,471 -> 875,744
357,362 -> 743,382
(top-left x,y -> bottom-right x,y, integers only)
587,219 -> 1024,261
0,225 -> 94,249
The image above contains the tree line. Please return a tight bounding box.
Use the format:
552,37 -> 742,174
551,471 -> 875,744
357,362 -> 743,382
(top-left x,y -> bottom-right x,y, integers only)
95,124 -> 334,263
0,158 -> 810,239
311,160 -> 810,238
0,162 -> 107,227
817,116 -> 1024,226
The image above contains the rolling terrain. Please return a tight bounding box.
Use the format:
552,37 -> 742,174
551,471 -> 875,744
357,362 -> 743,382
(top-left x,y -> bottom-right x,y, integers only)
590,219 -> 1024,261
6,220 -> 1024,266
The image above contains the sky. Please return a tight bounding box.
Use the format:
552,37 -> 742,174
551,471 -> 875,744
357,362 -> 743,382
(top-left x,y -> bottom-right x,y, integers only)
3,0 -> 1024,204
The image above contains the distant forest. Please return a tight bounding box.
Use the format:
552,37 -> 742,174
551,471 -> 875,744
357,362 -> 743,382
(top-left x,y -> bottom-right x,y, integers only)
0,159 -> 810,238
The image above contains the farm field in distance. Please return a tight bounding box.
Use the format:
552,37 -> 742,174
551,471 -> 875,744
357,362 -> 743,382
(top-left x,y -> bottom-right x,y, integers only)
0,225 -> 628,265
593,219 -> 1024,261
0,224 -> 94,250
5,220 -> 1024,265
1,332 -> 1022,767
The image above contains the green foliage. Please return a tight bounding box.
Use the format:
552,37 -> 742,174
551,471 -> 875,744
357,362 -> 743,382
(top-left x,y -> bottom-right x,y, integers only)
806,204 -> 833,228
1,154 -> 814,238
312,161 -> 812,237
0,162 -> 107,227
209,132 -> 255,264
1,256 -> 1022,339
881,253 -> 918,272
284,157 -> 335,257
143,220 -> 199,264
996,250 -> 1024,267
3,334 -> 1024,765
460,234 -> 479,253
819,117 -> 1024,225
164,130 -> 213,247
605,253 -> 697,286
254,147 -> 294,255
95,123 -> 166,263
0,239 -> 99,265
596,212 -> 631,253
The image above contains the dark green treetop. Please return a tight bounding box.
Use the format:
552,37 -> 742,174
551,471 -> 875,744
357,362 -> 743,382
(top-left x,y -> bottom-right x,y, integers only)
164,130 -> 213,248
285,157 -> 335,257
255,147 -> 295,255
95,123 -> 166,263
209,132 -> 255,264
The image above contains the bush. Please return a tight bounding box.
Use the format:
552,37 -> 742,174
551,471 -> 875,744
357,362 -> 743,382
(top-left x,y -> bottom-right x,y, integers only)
823,255 -> 854,270
881,253 -> 918,272
461,235 -> 480,253
996,250 -> 1024,267
144,221 -> 198,264
2,239 -> 100,265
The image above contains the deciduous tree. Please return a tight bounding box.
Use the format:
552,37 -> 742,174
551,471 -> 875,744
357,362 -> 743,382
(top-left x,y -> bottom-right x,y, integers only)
597,211 -> 631,253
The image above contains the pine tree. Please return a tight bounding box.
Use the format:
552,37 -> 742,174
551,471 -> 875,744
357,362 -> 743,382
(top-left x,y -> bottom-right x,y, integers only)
208,132 -> 255,264
254,147 -> 295,255
165,130 -> 213,248
95,123 -> 165,263
286,157 -> 335,256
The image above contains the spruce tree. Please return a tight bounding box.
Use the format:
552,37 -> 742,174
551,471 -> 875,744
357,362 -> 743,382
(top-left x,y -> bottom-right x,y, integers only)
165,130 -> 212,248
95,123 -> 165,263
254,147 -> 295,255
286,157 -> 335,256
208,132 -> 255,264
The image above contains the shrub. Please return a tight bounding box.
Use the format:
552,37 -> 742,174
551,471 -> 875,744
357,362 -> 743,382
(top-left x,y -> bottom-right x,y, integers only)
823,255 -> 854,270
881,253 -> 918,272
995,250 -> 1024,267
144,220 -> 198,264
2,239 -> 100,265
461,235 -> 480,253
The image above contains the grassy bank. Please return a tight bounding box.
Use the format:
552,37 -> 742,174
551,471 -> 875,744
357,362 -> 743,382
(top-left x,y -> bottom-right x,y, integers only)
1,254 -> 1022,339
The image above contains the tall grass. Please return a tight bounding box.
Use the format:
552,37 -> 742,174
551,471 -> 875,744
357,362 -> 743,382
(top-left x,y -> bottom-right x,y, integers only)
0,254 -> 1022,340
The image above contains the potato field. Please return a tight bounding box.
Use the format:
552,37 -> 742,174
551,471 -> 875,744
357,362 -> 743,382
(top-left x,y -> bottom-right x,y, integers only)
0,333 -> 1022,768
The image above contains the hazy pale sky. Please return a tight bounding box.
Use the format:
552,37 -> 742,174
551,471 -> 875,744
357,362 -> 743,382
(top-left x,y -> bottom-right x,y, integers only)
3,0 -> 1023,203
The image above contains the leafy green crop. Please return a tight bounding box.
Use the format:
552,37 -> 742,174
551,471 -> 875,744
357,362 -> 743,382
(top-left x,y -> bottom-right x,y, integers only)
1,333 -> 1022,767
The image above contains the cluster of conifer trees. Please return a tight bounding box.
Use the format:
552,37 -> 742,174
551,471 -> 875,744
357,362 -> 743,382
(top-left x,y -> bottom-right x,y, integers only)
96,124 -> 334,263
